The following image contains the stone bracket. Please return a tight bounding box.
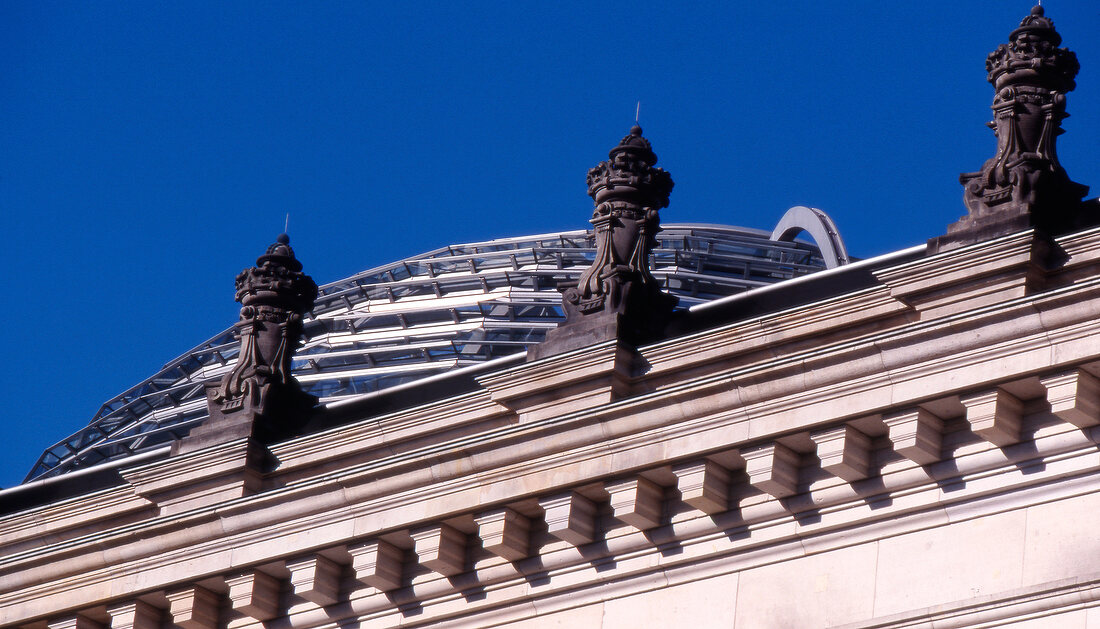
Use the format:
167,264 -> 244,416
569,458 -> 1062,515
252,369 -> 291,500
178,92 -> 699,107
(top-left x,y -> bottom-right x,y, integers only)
742,443 -> 800,499
671,460 -> 730,515
48,616 -> 101,629
474,508 -> 531,562
811,424 -> 873,482
226,570 -> 281,620
411,524 -> 467,577
539,492 -> 598,546
605,477 -> 664,530
962,388 -> 1024,447
106,601 -> 161,629
348,540 -> 405,592
286,554 -> 342,607
166,586 -> 220,629
884,408 -> 944,465
1041,369 -> 1100,428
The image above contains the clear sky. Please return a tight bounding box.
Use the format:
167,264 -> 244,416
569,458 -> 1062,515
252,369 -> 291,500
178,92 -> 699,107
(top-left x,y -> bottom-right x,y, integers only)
1,2 -> 1097,489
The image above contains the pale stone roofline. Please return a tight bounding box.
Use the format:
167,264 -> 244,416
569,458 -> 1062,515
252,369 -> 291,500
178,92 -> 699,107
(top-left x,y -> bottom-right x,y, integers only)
5,6 -> 1100,626
0,242 -> 995,517
7,223 -> 1100,626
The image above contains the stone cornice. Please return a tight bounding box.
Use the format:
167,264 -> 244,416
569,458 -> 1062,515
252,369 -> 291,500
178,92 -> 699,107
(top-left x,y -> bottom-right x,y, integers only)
836,573 -> 1100,629
2,367 -> 1098,624
9,229 -> 1100,626
642,285 -> 907,378
875,230 -> 1042,297
1057,225 -> 1100,263
320,456 -> 1100,629
270,390 -> 509,476
7,414 -> 1097,626
6,270 -> 1100,582
0,484 -> 152,553
477,339 -> 635,421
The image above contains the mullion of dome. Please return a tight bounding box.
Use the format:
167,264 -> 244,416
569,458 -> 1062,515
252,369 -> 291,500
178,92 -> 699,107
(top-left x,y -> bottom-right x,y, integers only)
321,291 -> 502,317
294,339 -> 456,362
304,321 -> 486,347
296,360 -> 463,383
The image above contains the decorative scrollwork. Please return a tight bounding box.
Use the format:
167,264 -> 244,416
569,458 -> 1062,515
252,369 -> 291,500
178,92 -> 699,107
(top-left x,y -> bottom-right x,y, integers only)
209,234 -> 318,425
565,126 -> 675,321
958,5 -> 1089,232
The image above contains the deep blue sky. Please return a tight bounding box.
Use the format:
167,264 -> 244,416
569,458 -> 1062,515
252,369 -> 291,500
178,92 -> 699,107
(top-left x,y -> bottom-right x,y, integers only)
1,2 -> 1097,489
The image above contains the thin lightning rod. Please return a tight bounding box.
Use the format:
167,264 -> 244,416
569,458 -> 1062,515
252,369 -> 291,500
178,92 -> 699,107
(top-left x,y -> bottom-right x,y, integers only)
285,213 -> 289,234
635,101 -> 641,123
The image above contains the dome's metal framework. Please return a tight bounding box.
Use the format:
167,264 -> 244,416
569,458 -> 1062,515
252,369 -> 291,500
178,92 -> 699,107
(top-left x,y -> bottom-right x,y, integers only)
26,223 -> 831,482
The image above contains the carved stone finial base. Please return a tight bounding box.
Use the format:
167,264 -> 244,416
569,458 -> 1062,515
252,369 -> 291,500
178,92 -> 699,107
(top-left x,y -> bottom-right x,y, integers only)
935,6 -> 1096,252
175,384 -> 317,455
533,126 -> 678,360
529,310 -> 625,362
931,197 -> 1100,254
184,234 -> 319,454
529,291 -> 676,362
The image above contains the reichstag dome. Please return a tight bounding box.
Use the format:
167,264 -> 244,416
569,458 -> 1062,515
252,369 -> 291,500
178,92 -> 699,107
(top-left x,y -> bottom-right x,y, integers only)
26,211 -> 847,481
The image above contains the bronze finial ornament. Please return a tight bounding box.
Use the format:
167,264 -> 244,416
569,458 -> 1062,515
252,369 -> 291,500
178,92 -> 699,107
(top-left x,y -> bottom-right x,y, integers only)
935,5 -> 1097,250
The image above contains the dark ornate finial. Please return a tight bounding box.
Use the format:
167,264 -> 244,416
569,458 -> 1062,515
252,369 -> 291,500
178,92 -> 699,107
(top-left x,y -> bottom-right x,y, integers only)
990,5 -> 1077,94
936,5 -> 1094,251
565,125 -> 675,320
187,234 -> 318,450
529,126 -> 677,361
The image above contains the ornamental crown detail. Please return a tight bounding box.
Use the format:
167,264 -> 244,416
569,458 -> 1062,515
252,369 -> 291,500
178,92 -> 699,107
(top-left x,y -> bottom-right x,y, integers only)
985,5 -> 1079,92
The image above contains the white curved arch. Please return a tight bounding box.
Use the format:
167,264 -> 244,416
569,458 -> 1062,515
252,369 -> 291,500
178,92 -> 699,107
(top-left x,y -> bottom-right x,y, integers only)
770,206 -> 850,269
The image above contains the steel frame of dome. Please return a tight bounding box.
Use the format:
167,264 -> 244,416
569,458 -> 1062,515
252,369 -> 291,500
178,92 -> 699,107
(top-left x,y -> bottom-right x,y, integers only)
26,223 -> 831,482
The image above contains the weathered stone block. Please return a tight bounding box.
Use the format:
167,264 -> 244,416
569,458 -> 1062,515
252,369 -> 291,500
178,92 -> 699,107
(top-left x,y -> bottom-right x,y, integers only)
106,601 -> 161,629
884,408 -> 944,465
411,524 -> 467,577
348,539 -> 404,591
742,443 -> 800,499
1041,369 -> 1100,428
166,586 -> 220,629
811,424 -> 873,482
539,492 -> 598,546
671,460 -> 729,515
474,508 -> 531,561
286,554 -> 342,607
961,389 -> 1023,447
226,570 -> 281,620
606,477 -> 664,530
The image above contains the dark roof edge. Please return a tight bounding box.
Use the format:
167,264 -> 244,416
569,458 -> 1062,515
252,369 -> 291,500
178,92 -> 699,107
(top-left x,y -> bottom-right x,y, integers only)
306,351 -> 528,432
0,243 -> 926,517
0,446 -> 169,515
668,243 -> 927,336
689,243 -> 926,315
313,243 -> 928,433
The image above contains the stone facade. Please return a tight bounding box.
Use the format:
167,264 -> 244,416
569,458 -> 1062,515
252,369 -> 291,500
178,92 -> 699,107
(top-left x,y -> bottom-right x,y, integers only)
6,225 -> 1100,627
3,6 -> 1100,629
